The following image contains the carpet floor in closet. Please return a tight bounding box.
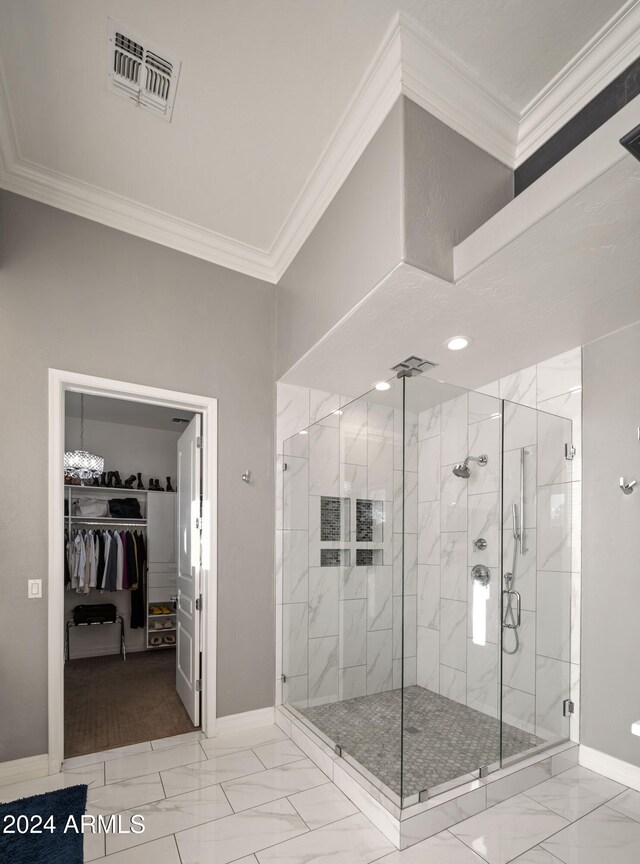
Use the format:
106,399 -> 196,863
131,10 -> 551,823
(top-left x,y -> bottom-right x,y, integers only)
64,649 -> 196,758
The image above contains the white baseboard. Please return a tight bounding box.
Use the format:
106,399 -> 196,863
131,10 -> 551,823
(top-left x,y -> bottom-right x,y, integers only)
212,706 -> 275,737
0,754 -> 49,788
579,745 -> 640,791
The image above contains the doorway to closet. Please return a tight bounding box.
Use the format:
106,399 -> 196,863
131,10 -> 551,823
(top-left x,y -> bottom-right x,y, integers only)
63,393 -> 201,758
47,369 -> 218,772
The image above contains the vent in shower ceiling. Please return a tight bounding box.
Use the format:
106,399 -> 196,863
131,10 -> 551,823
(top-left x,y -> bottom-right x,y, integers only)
107,19 -> 181,121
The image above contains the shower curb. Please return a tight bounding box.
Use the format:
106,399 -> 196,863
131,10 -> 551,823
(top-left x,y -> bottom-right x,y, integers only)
275,704 -> 578,850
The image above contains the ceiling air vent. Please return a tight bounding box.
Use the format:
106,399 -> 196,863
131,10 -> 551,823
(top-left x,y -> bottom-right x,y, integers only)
107,19 -> 181,121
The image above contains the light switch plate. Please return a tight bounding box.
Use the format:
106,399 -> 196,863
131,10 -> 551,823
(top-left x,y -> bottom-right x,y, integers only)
28,579 -> 42,599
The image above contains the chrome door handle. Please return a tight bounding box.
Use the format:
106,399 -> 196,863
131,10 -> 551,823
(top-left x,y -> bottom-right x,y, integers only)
502,589 -> 521,629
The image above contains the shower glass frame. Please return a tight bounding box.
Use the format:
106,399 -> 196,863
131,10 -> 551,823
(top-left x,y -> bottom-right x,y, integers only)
280,375 -> 573,811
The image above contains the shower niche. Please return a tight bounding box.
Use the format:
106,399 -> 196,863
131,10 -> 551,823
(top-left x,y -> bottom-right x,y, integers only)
281,371 -> 574,816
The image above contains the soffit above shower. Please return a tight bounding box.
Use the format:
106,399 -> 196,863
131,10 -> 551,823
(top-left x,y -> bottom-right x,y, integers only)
0,0 -> 636,281
280,146 -> 640,396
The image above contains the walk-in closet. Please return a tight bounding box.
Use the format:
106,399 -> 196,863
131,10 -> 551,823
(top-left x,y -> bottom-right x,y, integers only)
63,393 -> 201,757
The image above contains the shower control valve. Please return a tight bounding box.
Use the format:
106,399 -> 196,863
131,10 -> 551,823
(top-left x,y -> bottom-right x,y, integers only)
471,564 -> 490,586
473,537 -> 487,551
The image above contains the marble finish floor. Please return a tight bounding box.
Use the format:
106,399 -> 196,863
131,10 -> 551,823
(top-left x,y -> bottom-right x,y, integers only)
2,724 -> 640,863
300,685 -> 541,797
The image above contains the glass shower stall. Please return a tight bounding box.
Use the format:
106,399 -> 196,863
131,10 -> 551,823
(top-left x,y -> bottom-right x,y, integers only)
281,370 -> 573,808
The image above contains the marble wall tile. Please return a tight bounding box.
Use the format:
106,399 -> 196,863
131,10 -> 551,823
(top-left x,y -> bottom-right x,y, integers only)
441,532 -> 468,601
538,484 -> 572,572
282,530 -> 308,604
340,463 -> 367,501
537,411 -> 572,487
393,532 -> 418,596
537,571 -> 571,662
418,502 -> 440,565
468,492 -> 499,567
282,604 -> 308,678
367,567 -> 393,631
536,347 -> 581,403
310,390 -> 341,426
467,640 -> 499,718
276,455 -> 283,532
417,565 -> 440,630
503,401 -> 537,451
368,435 -> 394,501
469,392 -> 501,424
393,595 -> 417,659
368,403 -> 395,438
441,395 -> 469,466
570,663 -> 580,744
441,467 -> 468,532
340,401 -> 368,466
570,571 -> 581,666
309,424 -> 340,496
418,404 -> 441,440
440,665 -> 467,705
340,565 -> 366,600
339,666 -> 367,701
277,383 -> 310,451
395,409 -> 418,473
538,390 -> 581,482
309,568 -> 339,639
367,629 -> 393,694
570,482 -> 581,574
502,685 -> 536,735
308,636 -> 339,706
500,364 -> 537,407
440,599 -> 467,671
418,437 -> 441,502
467,417 -> 500,494
394,469 -> 418,535
502,610 -> 535,694
393,656 -> 417,689
339,599 -> 367,668
466,567 -> 500,645
417,627 -> 440,692
536,656 -> 570,741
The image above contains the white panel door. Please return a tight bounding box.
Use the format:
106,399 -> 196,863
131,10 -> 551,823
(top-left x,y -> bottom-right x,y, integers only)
176,414 -> 201,725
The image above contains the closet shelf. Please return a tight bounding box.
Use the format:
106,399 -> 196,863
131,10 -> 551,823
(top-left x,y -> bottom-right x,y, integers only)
65,485 -> 175,495
69,517 -> 147,526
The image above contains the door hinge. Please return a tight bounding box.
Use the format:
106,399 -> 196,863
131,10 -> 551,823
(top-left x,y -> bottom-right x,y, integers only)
195,595 -> 202,611
282,462 -> 288,472
281,674 -> 286,683
565,443 -> 576,461
563,698 -> 575,716
195,517 -> 201,529
195,679 -> 202,692
196,436 -> 203,449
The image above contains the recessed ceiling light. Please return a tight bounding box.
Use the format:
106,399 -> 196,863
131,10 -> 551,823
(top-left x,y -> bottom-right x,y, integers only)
332,409 -> 343,416
375,381 -> 391,391
445,336 -> 472,351
299,429 -> 308,435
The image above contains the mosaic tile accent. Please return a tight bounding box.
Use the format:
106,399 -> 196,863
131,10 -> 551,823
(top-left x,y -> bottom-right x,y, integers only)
356,549 -> 373,566
300,684 -> 541,798
356,499 -> 373,541
320,549 -> 350,567
321,496 -> 349,542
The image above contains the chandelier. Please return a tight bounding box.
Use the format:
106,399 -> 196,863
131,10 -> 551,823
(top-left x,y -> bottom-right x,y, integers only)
64,394 -> 105,482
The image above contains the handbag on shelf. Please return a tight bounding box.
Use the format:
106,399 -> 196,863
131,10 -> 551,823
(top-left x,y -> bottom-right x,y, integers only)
108,498 -> 143,519
72,497 -> 109,517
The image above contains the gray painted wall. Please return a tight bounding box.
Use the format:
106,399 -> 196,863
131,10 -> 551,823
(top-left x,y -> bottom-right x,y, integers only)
582,321 -> 640,765
0,191 -> 276,762
276,99 -> 405,378
403,99 -> 513,281
276,96 -> 513,377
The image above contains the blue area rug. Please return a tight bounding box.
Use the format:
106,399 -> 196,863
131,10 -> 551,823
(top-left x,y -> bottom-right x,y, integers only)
0,784 -> 87,863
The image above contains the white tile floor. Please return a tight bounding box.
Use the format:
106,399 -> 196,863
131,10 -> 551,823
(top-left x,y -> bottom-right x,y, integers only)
2,725 -> 640,863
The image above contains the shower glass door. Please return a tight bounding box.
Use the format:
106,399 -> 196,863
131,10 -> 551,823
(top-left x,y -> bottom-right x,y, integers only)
500,401 -> 573,761
401,377 -> 503,804
281,378 -> 406,802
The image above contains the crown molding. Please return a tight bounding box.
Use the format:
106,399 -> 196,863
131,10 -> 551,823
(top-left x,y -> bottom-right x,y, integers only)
269,12 -> 518,281
1,7 -> 637,282
0,60 -> 277,283
515,0 -> 640,166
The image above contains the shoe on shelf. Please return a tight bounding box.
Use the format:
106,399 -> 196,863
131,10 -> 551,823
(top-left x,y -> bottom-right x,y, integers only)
166,477 -> 174,492
163,620 -> 174,628
149,634 -> 163,646
163,634 -> 176,645
136,473 -> 145,490
159,606 -> 171,614
150,606 -> 163,615
124,474 -> 136,489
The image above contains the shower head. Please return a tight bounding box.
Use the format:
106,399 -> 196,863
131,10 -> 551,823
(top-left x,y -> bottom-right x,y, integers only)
452,454 -> 488,478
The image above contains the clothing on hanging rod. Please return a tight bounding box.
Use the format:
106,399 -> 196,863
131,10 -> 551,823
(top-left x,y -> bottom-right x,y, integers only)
64,528 -> 147,629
